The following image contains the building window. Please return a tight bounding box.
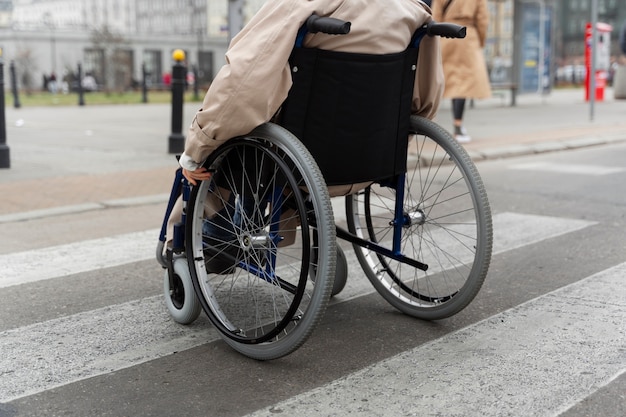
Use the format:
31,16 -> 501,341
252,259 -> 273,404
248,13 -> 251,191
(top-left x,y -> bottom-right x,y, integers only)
84,48 -> 105,84
143,50 -> 162,87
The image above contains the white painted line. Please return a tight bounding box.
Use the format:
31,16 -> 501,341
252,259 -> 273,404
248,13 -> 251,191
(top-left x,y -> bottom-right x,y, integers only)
102,193 -> 169,207
0,229 -> 160,288
508,161 -> 625,175
0,296 -> 219,403
333,212 -> 596,303
245,262 -> 626,417
0,212 -> 596,403
489,212 -> 595,253
0,213 -> 594,290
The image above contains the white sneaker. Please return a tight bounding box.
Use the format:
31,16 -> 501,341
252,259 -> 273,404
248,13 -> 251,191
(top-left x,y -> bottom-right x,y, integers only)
454,126 -> 471,143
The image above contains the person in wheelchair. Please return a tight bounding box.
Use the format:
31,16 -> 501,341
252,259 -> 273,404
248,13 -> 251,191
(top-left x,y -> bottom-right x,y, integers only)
168,0 -> 445,271
180,0 -> 443,185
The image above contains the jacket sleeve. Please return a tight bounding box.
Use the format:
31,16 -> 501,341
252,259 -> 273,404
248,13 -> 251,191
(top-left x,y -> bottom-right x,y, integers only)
412,32 -> 444,119
412,5 -> 444,119
183,1 -> 316,167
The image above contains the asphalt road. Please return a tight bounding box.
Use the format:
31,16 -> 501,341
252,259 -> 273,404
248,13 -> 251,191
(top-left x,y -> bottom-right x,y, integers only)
1,140 -> 625,417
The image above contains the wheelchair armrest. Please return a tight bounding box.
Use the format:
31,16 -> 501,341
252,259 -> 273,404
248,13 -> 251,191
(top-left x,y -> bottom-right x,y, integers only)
425,21 -> 466,39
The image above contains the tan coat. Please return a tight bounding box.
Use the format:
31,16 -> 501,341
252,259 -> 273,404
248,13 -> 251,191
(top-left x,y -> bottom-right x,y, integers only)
183,0 -> 444,168
432,0 -> 491,99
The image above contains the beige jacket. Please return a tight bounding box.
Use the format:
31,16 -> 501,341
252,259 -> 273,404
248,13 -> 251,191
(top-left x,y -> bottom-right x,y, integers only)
432,0 -> 491,99
181,0 -> 444,169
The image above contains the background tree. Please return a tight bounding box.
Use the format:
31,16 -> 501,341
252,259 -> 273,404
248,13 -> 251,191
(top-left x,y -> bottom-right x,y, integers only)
14,47 -> 38,95
90,25 -> 131,92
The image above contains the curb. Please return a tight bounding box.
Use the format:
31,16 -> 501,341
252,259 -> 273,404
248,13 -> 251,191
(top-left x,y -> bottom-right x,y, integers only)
0,194 -> 170,224
467,134 -> 626,162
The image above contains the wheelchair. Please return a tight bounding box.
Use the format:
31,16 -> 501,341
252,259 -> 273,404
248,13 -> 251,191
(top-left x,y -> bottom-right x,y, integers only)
156,16 -> 493,361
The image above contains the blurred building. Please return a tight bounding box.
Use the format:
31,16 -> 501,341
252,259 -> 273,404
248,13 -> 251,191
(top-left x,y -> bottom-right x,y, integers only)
0,0 -> 12,28
1,0 -> 228,92
10,0 -> 134,33
484,0 -> 626,89
485,0 -> 515,84
206,0 -> 264,38
558,0 -> 625,61
0,0 -> 625,92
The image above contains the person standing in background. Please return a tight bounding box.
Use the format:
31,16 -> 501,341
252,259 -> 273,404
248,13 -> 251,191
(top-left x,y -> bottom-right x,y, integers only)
432,0 -> 491,143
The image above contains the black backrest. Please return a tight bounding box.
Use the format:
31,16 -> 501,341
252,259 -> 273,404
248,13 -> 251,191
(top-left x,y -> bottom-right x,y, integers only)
279,46 -> 418,186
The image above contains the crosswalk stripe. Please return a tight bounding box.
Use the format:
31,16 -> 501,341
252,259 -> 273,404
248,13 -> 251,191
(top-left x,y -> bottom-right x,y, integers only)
0,229 -> 159,289
0,296 -> 219,403
508,161 -> 625,175
244,262 -> 626,417
333,212 -> 595,303
0,212 -> 594,290
0,212 -> 596,402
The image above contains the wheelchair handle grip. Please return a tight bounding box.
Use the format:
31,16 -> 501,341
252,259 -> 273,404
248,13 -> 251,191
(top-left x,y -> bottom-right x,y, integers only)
306,15 -> 351,35
426,21 -> 466,39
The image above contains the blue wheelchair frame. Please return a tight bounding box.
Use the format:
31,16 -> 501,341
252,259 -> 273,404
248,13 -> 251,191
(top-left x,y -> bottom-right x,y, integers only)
157,169 -> 302,296
157,18 -> 472,302
155,20 -> 453,288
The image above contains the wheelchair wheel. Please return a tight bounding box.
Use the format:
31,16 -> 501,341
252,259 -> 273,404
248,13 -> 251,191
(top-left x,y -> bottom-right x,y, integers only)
186,123 -> 336,360
310,241 -> 348,297
346,115 -> 492,320
332,245 -> 348,297
163,257 -> 202,325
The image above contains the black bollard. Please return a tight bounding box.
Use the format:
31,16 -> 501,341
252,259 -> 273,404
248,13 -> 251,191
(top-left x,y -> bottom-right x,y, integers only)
77,63 -> 85,106
0,58 -> 10,169
9,61 -> 20,109
141,62 -> 148,103
168,49 -> 186,154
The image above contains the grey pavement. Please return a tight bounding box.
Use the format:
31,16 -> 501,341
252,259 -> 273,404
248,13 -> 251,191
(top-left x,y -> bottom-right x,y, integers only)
1,87 -> 625,222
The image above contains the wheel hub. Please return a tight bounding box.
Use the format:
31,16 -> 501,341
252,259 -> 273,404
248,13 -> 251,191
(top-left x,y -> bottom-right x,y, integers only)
404,208 -> 426,227
241,233 -> 271,251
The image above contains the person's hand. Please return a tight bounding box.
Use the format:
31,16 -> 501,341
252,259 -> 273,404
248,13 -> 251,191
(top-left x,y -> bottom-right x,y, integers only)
182,167 -> 212,186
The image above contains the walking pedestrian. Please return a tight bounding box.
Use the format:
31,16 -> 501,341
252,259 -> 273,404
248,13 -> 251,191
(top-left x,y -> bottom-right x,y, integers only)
432,0 -> 491,143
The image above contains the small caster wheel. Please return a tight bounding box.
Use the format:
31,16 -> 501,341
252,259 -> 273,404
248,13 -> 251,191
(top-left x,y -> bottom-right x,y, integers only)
163,257 -> 202,324
331,245 -> 348,297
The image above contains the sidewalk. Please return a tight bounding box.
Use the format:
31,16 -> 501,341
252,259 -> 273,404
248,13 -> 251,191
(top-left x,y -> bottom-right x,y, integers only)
452,88 -> 626,160
1,87 -> 625,222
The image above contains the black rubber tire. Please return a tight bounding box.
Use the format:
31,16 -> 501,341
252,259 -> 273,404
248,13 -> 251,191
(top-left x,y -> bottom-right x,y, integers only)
186,123 -> 336,360
346,115 -> 492,320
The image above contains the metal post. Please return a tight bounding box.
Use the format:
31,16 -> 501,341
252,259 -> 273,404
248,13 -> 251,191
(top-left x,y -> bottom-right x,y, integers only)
0,57 -> 10,169
590,0 -> 598,121
77,63 -> 85,106
141,62 -> 148,103
9,61 -> 20,109
168,49 -> 186,154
